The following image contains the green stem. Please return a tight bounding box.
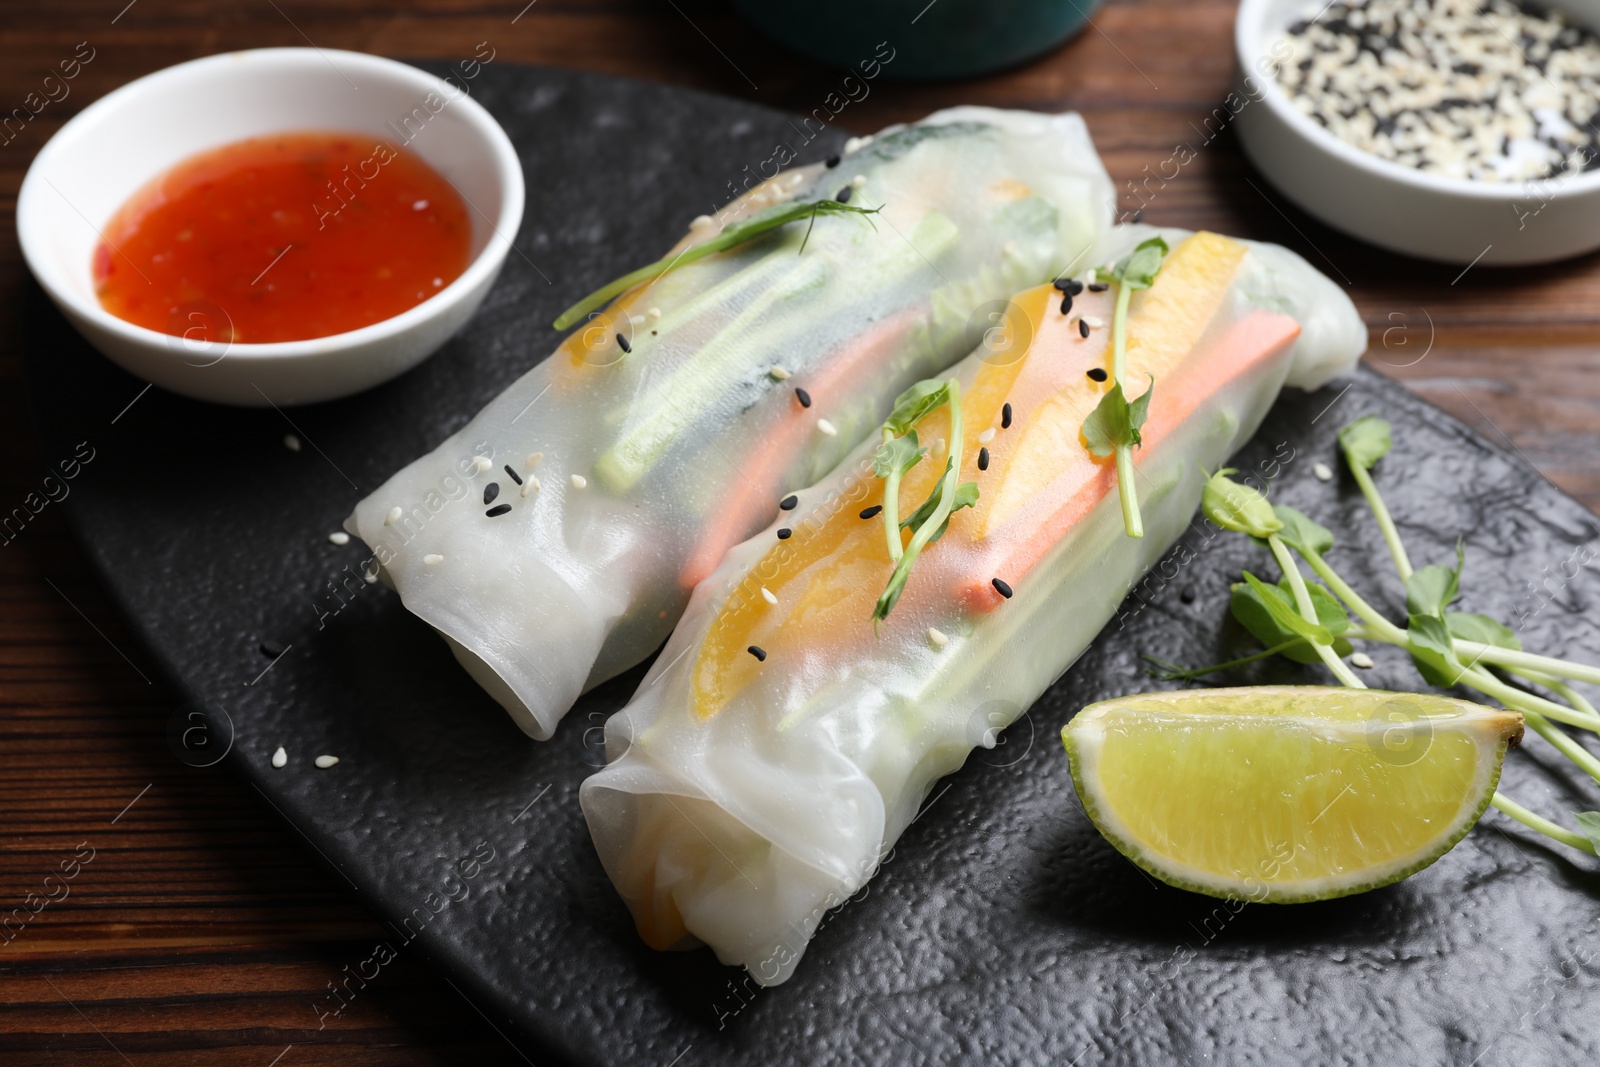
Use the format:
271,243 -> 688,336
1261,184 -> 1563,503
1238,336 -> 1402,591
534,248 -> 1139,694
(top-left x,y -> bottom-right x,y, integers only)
1510,669 -> 1600,719
1491,793 -> 1598,854
1301,549 -> 1410,645
1268,535 -> 1364,688
873,380 -> 964,621
1109,282 -> 1143,538
1452,641 -> 1600,689
1115,446 -> 1143,538
552,199 -> 878,330
1520,712 -> 1600,787
881,429 -> 905,563
1348,462 -> 1413,584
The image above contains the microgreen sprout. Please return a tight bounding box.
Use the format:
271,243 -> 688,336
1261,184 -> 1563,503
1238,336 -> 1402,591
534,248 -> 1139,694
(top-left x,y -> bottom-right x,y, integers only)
870,378 -> 976,623
552,198 -> 880,331
1162,417 -> 1600,856
1085,236 -> 1168,538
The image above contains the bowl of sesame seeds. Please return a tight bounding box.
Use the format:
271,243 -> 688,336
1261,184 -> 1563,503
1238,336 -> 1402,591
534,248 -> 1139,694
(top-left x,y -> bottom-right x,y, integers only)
1234,0 -> 1600,265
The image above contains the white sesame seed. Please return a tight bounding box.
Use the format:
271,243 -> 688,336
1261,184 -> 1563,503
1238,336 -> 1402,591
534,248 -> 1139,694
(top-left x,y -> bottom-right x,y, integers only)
423,553 -> 444,566
271,746 -> 287,769
850,174 -> 867,189
384,505 -> 402,526
928,626 -> 950,648
473,455 -> 492,472
526,452 -> 544,468
1085,268 -> 1097,286
1082,315 -> 1105,329
328,531 -> 350,546
844,136 -> 864,154
314,754 -> 340,769
1351,652 -> 1375,669
761,586 -> 778,605
1313,462 -> 1334,482
630,314 -> 646,326
648,307 -> 662,320
769,366 -> 791,380
571,474 -> 588,489
817,419 -> 838,437
691,214 -> 714,229
521,476 -> 541,497
283,434 -> 302,452
978,428 -> 997,444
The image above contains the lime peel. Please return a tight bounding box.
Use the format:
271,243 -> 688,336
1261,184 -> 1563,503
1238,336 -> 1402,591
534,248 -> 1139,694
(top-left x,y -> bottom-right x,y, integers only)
1063,686 -> 1523,903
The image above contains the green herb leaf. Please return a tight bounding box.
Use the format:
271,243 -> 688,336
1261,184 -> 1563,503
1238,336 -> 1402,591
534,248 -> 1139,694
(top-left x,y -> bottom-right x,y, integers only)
1407,612 -> 1465,688
552,198 -> 880,330
1444,611 -> 1522,652
1231,573 -> 1350,663
1405,540 -> 1465,619
1271,505 -> 1335,556
1082,377 -> 1153,458
884,379 -> 952,436
1337,415 -> 1392,472
1106,235 -> 1170,291
921,481 -> 979,545
1201,469 -> 1283,539
871,431 -> 926,479
1576,812 -> 1600,854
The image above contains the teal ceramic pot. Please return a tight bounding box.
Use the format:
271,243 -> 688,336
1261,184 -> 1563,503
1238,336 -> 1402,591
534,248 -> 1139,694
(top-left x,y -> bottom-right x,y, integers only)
727,0 -> 1101,81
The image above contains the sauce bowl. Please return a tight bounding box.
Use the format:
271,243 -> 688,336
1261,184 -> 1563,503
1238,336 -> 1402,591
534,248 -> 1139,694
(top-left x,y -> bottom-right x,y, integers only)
17,48 -> 525,406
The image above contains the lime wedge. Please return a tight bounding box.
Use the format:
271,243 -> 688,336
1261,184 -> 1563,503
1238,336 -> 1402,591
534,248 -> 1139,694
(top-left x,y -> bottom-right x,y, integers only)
1062,686 -> 1523,903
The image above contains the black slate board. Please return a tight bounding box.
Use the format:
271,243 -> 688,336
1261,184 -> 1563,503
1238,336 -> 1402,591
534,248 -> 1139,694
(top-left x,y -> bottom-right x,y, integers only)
23,63 -> 1600,1066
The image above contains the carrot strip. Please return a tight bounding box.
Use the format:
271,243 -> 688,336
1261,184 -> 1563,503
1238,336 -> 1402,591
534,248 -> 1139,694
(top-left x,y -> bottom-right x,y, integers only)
679,306 -> 925,588
960,309 -> 1303,611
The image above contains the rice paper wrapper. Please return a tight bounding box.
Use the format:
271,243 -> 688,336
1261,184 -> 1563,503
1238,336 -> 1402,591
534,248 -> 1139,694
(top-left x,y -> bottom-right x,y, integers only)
581,229 -> 1364,985
346,107 -> 1115,738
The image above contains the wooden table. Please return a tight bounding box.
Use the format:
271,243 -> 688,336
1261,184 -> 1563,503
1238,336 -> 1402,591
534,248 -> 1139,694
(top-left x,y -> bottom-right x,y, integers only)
2,2 -> 1596,1063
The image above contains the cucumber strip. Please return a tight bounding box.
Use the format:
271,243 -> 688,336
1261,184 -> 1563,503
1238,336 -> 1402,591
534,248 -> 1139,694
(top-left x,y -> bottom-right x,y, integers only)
596,210 -> 963,494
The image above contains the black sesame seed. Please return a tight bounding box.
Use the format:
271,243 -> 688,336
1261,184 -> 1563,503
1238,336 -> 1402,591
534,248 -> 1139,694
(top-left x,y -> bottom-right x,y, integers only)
992,577 -> 1014,599
1066,279 -> 1084,296
1079,318 -> 1091,339
780,494 -> 798,511
1060,293 -> 1073,315
978,447 -> 990,471
1131,209 -> 1144,223
1001,402 -> 1013,429
777,528 -> 793,540
795,387 -> 812,408
825,155 -> 841,168
747,645 -> 767,662
859,504 -> 883,519
836,186 -> 852,203
1087,367 -> 1108,382
1052,277 -> 1073,292
259,641 -> 284,659
486,503 -> 512,517
503,464 -> 523,486
1180,586 -> 1197,605
484,482 -> 500,505
616,333 -> 632,353
1088,282 -> 1108,292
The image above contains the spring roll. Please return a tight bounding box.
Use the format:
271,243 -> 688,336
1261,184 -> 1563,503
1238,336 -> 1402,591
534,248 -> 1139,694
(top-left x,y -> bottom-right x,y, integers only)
580,226 -> 1366,985
345,107 -> 1114,739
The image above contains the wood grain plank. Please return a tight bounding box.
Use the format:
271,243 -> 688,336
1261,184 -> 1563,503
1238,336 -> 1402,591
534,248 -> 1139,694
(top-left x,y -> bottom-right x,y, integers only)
2,1 -> 1596,1062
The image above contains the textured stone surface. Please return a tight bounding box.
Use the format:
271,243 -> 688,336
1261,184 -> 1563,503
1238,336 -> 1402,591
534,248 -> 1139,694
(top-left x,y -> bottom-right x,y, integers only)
23,62 -> 1600,1066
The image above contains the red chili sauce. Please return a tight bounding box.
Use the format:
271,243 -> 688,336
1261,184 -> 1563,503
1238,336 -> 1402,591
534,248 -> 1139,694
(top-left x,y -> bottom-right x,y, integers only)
93,131 -> 472,344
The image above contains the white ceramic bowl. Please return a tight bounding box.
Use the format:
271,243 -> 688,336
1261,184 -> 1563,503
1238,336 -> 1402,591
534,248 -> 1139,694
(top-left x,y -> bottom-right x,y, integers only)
17,48 -> 524,406
1234,0 -> 1600,266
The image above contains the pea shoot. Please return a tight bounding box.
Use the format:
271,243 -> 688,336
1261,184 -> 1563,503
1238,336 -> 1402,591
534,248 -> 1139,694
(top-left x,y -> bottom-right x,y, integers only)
1082,236 -> 1168,538
1157,417 -> 1600,857
870,378 -> 978,623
